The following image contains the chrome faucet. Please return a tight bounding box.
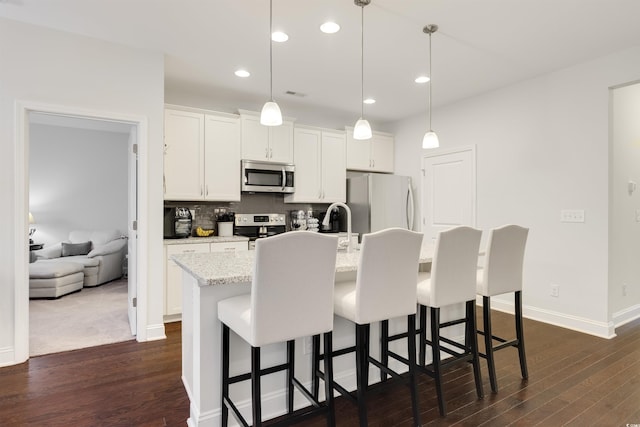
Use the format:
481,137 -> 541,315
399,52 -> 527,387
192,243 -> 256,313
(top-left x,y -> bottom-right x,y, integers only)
322,202 -> 353,252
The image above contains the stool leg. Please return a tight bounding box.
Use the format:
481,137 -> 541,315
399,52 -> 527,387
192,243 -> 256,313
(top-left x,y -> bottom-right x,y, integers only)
483,296 -> 498,393
430,307 -> 446,416
323,332 -> 336,427
287,339 -> 295,414
468,301 -> 484,399
407,314 -> 422,427
419,305 -> 427,366
251,346 -> 262,427
515,291 -> 529,380
312,334 -> 321,399
380,320 -> 389,382
355,323 -> 369,427
221,324 -> 230,427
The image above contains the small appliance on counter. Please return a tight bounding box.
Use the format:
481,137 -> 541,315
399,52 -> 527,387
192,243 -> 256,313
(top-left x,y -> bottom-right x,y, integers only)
318,207 -> 341,233
289,210 -> 307,231
234,213 -> 286,249
163,206 -> 193,239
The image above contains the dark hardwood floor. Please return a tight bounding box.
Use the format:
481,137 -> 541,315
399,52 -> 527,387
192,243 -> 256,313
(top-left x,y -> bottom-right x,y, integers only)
1,312 -> 639,426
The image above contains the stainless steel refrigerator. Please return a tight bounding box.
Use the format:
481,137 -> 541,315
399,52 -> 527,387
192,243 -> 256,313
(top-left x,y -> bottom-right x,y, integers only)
347,173 -> 415,239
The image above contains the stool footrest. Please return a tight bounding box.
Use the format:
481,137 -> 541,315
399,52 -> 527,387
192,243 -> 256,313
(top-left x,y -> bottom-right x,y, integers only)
223,396 -> 250,427
228,362 -> 289,385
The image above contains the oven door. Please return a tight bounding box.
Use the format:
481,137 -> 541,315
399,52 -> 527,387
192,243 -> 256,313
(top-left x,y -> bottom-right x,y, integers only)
242,160 -> 294,193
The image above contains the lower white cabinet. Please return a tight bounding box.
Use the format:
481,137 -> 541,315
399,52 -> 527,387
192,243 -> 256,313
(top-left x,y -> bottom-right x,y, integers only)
164,241 -> 248,320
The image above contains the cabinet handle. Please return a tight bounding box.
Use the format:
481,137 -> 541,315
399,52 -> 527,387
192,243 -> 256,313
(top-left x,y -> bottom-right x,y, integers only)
265,147 -> 269,159
318,189 -> 322,199
270,148 -> 273,158
163,174 -> 166,194
184,249 -> 196,253
201,186 -> 204,196
205,185 -> 209,196
373,159 -> 375,167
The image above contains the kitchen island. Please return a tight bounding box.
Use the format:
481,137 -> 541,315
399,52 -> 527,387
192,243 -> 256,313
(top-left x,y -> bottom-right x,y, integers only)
173,244 -> 434,427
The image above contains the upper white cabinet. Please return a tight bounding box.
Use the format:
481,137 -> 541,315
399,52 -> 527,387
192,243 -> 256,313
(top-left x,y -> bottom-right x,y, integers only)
345,129 -> 394,173
239,110 -> 294,164
285,127 -> 346,204
164,109 -> 204,200
164,107 -> 240,201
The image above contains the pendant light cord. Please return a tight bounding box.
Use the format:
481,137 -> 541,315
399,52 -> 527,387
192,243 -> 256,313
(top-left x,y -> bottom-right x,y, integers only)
269,0 -> 274,102
428,31 -> 432,131
360,5 -> 364,119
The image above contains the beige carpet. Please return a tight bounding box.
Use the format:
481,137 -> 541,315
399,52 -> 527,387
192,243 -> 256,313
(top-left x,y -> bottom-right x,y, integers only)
29,278 -> 135,357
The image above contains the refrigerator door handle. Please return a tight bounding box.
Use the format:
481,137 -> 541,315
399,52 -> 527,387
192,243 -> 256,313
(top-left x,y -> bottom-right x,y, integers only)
406,181 -> 415,230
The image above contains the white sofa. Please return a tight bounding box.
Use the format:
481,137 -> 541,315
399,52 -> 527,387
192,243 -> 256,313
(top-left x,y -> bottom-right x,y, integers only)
34,230 -> 127,287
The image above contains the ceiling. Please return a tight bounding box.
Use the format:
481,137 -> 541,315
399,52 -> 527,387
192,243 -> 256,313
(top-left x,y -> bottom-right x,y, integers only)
2,0 -> 640,126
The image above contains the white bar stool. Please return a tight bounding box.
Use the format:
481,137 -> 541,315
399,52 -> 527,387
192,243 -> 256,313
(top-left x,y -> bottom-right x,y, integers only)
327,228 -> 424,427
417,225 -> 484,416
477,224 -> 529,392
218,231 -> 339,427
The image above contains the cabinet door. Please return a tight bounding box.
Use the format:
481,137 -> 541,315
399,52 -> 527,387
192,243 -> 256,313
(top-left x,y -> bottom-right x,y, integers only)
241,114 -> 270,161
371,134 -> 394,173
210,241 -> 248,252
164,243 -> 209,316
204,114 -> 241,201
164,109 -> 204,200
346,133 -> 372,171
285,128 -> 321,203
321,131 -> 346,202
269,120 -> 294,163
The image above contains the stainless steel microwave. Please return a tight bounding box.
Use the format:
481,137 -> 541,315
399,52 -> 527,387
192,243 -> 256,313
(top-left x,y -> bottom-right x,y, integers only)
241,160 -> 295,193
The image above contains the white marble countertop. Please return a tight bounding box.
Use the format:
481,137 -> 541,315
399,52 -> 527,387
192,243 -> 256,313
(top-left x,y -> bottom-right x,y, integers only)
164,235 -> 249,245
172,243 -> 435,287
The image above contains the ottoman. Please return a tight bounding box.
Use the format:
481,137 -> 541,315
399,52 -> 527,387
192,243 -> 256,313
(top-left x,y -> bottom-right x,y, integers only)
38,257 -> 99,287
29,262 -> 84,299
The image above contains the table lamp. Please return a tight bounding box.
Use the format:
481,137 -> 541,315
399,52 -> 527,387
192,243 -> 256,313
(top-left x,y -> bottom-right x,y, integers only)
29,212 -> 36,244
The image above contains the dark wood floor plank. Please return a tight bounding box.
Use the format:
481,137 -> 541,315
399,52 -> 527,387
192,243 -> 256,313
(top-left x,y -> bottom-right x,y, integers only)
1,313 -> 640,427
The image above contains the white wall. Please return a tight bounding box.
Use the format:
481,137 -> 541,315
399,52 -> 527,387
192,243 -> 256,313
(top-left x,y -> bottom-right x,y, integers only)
0,18 -> 165,366
392,46 -> 640,337
29,124 -> 129,246
610,82 -> 640,324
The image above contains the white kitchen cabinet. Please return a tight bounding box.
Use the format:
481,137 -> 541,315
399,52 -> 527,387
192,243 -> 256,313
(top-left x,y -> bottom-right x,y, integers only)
164,240 -> 248,321
164,107 -> 240,202
345,129 -> 395,173
239,110 -> 294,164
285,127 -> 346,203
163,109 -> 204,200
164,243 -> 209,318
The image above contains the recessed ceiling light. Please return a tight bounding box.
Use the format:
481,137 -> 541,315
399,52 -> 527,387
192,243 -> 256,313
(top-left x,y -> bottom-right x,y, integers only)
271,31 -> 289,42
234,69 -> 250,78
415,76 -> 430,83
363,98 -> 376,104
320,22 -> 340,34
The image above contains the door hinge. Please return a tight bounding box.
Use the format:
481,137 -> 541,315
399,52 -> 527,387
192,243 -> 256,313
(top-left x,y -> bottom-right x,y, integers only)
132,220 -> 137,231
132,297 -> 137,308
132,143 -> 138,155
421,168 -> 425,176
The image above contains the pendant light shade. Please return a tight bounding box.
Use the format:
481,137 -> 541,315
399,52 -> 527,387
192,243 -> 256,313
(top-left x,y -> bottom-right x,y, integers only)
354,118 -> 372,140
353,0 -> 372,140
260,101 -> 283,126
260,0 -> 282,126
422,131 -> 439,149
422,24 -> 439,149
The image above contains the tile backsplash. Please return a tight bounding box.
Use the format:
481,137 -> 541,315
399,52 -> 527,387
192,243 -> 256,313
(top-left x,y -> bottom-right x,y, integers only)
165,193 -> 334,234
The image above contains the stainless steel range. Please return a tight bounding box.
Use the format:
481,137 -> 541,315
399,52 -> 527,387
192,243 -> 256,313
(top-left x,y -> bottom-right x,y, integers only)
234,213 -> 286,249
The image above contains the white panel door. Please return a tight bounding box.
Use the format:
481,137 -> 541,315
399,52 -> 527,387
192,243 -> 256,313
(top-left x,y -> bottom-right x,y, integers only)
422,146 -> 476,243
163,109 -> 204,200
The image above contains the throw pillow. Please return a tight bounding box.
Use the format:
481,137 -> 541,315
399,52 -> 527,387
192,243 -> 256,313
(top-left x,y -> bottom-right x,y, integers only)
61,241 -> 92,257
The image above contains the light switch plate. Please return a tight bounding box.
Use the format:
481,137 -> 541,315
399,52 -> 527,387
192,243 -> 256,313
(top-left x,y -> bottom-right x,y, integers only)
561,209 -> 585,223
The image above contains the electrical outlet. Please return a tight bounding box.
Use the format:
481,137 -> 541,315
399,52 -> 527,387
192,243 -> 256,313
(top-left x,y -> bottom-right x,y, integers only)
560,209 -> 585,223
622,283 -> 628,297
303,336 -> 313,355
550,284 -> 560,298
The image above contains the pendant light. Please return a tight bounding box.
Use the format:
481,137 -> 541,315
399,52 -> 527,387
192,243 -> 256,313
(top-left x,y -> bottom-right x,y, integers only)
422,24 -> 439,149
260,0 -> 283,126
353,0 -> 372,140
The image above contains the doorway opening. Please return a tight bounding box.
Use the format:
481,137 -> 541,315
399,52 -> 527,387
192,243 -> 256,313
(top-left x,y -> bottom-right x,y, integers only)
15,103 -> 143,360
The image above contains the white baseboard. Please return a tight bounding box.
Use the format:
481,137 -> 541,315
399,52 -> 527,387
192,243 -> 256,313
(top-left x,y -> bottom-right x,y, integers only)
488,298 -> 616,339
143,323 -> 166,342
0,346 -> 16,368
612,304 -> 640,328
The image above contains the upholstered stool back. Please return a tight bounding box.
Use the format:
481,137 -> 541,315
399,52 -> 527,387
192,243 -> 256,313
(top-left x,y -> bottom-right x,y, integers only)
478,224 -> 529,297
